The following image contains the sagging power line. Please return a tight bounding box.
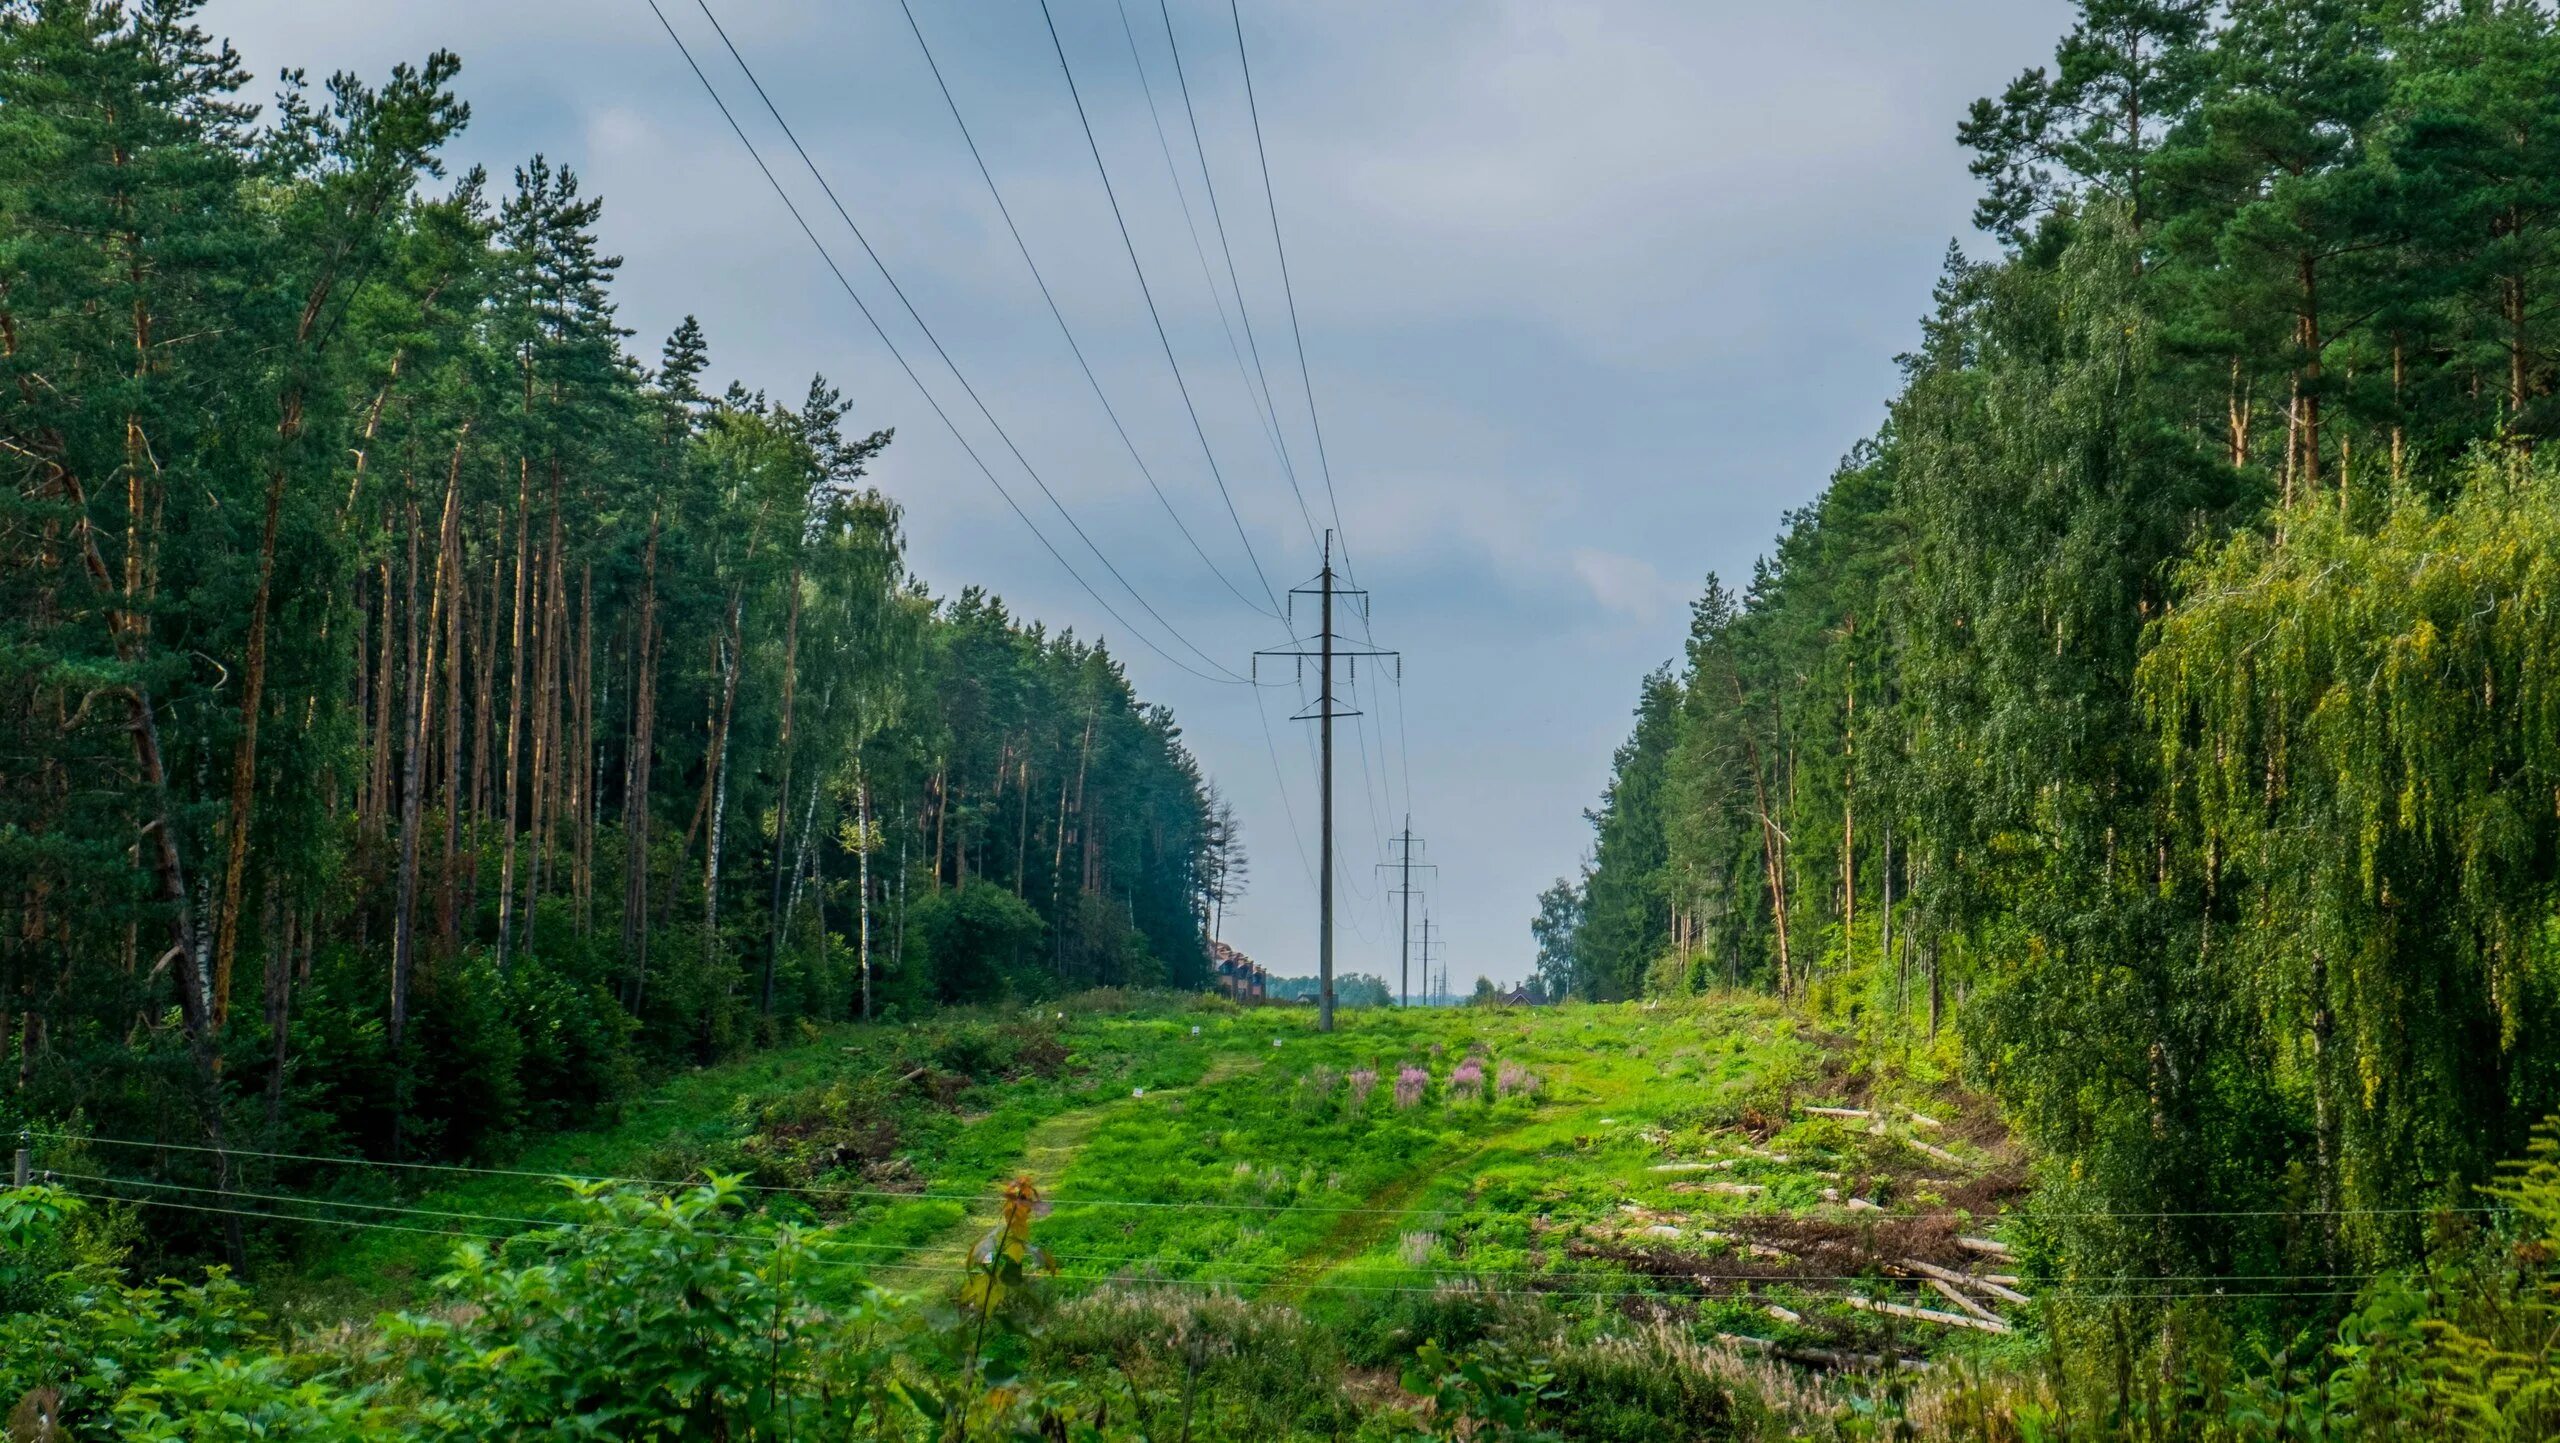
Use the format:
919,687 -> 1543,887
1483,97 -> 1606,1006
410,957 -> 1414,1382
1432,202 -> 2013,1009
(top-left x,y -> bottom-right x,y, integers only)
655,0 -> 1253,687
894,0 -> 1280,624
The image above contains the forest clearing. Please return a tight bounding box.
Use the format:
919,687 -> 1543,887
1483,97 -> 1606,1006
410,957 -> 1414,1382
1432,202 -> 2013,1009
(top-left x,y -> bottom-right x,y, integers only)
248,994 -> 2018,1335
17,992 -> 2047,1438
17,0 -> 2560,1436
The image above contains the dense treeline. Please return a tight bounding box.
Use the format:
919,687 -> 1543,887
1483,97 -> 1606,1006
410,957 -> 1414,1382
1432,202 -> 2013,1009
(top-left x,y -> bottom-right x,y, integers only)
0,0 -> 1229,1237
1549,0 -> 2560,1320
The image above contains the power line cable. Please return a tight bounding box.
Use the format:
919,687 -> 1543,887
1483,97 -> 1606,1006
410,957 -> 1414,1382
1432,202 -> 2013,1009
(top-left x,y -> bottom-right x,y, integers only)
1144,0 -> 1310,523
891,0 -> 1279,625
1252,679 -> 1320,894
1226,0 -> 1350,578
1387,666 -> 1415,822
48,1168 -> 2104,1286
1220,0 -> 1416,831
38,1129 -> 2510,1223
1345,666 -> 1390,867
1034,0 -> 1318,575
49,1187 -> 2434,1314
656,0 -> 1250,687
49,1176 -> 2406,1289
1198,2 -> 1417,850
1112,0 -> 1303,516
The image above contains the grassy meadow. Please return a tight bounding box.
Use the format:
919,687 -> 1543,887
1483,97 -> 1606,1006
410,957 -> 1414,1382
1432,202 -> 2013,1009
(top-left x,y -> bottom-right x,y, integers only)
261,990 -> 2029,1383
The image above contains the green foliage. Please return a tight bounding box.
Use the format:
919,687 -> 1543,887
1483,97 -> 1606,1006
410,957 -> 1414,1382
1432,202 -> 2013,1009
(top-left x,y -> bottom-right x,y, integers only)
385,1176 -> 902,1437
0,1173 -> 1127,1441
907,880 -> 1048,1005
1268,972 -> 1394,1007
1558,0 -> 2560,1360
0,0 -> 1223,1273
1400,1340 -> 1562,1442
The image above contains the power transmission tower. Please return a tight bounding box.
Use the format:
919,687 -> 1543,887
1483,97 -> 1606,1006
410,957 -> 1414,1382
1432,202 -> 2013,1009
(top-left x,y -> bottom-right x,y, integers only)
1418,913 -> 1446,1006
1255,531 -> 1395,1033
1375,821 -> 1435,1008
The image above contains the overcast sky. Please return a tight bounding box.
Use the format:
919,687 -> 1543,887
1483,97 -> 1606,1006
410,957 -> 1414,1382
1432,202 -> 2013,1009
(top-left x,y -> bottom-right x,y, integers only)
204,0 -> 2068,990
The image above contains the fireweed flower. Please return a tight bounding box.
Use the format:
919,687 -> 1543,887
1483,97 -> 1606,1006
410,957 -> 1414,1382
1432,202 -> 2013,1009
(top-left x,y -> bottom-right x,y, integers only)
1394,1065 -> 1429,1109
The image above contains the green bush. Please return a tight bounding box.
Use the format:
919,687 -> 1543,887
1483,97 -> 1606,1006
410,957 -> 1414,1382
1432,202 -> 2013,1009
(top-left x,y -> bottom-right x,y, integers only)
907,880 -> 1048,1004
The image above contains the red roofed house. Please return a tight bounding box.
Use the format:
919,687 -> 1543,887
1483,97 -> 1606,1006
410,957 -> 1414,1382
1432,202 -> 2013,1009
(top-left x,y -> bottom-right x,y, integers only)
1209,939 -> 1267,1002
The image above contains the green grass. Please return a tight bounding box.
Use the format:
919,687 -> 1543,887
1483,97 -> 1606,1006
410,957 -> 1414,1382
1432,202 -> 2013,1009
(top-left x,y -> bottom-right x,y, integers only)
273,992 -> 2026,1369
272,1003 -> 1219,1316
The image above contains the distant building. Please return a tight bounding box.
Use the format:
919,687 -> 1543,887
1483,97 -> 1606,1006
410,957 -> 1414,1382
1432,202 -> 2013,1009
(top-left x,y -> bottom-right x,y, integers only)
1209,939 -> 1267,1002
1502,986 -> 1551,1007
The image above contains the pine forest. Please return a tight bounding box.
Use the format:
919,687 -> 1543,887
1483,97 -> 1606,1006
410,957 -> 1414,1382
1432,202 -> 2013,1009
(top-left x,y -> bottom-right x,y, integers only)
16,2 -> 2560,1440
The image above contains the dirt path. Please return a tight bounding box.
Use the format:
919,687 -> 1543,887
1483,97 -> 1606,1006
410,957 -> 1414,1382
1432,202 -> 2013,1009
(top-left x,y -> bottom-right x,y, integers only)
908,1050 -> 1268,1271
1257,1114 -> 1553,1303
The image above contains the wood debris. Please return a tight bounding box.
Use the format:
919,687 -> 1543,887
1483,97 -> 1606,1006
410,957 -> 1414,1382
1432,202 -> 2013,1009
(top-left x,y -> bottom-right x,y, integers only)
1970,1276 -> 2030,1306
1846,1295 -> 2013,1335
1925,1277 -> 2006,1326
1716,1333 -> 1932,1372
1902,1135 -> 1968,1169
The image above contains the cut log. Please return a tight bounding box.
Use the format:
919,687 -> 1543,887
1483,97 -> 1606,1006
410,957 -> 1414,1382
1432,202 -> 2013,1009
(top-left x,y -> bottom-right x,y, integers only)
1715,1334 -> 1930,1372
1804,1105 -> 1875,1119
1847,1295 -> 2012,1335
1901,1257 -> 1984,1289
1969,1276 -> 2030,1306
1956,1236 -> 2013,1259
1926,1277 -> 2005,1326
1905,1256 -> 2030,1305
1903,1136 -> 1968,1168
1763,1303 -> 1802,1325
1906,1112 -> 1945,1131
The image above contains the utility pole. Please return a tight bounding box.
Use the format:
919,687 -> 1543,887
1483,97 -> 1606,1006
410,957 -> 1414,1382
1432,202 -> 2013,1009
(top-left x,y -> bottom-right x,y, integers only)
1256,531 -> 1395,1033
1418,913 -> 1446,1006
1376,821 -> 1435,1008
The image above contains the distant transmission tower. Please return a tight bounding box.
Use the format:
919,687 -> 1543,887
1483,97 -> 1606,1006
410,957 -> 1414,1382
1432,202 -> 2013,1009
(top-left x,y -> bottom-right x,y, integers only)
1375,820 -> 1435,1008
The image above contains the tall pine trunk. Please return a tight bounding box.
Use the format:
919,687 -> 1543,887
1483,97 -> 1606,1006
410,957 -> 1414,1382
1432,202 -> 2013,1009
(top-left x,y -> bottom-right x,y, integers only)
392,427 -> 465,1050
623,515 -> 662,1005
494,455 -> 532,975
761,568 -> 802,1014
